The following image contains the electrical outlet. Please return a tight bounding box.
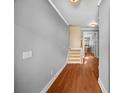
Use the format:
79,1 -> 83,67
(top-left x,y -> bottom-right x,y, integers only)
22,50 -> 32,59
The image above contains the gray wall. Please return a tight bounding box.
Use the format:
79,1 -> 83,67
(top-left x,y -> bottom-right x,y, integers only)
14,0 -> 68,93
99,0 -> 110,92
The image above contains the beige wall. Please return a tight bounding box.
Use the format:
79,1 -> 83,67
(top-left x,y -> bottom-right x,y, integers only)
69,26 -> 81,48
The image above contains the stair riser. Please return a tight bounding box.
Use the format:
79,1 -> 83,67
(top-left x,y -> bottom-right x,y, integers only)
68,57 -> 80,59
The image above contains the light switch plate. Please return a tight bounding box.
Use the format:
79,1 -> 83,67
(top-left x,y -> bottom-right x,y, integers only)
22,50 -> 32,59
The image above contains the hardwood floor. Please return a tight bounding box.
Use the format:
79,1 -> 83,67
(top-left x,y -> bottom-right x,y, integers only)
47,53 -> 102,93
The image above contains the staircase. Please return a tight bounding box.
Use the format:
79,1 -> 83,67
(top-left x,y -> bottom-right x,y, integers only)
67,48 -> 82,64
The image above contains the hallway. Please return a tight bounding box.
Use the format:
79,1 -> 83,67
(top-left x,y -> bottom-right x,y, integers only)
47,53 -> 102,93
14,0 -> 109,93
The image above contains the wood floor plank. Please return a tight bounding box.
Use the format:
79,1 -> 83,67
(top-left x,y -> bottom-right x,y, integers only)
47,55 -> 102,93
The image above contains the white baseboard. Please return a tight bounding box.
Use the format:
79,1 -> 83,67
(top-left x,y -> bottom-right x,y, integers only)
40,62 -> 67,93
98,78 -> 107,93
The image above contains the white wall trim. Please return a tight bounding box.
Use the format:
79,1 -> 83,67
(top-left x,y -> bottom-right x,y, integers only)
80,27 -> 99,31
98,78 -> 108,93
48,0 -> 69,25
40,62 -> 67,93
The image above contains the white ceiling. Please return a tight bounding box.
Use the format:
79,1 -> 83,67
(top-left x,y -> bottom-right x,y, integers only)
50,0 -> 99,27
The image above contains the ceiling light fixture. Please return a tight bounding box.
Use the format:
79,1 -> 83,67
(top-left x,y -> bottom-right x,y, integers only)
69,0 -> 80,6
89,21 -> 98,27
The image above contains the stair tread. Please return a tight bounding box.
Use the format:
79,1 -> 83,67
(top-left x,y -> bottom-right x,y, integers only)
68,59 -> 80,61
70,50 -> 80,51
69,56 -> 80,57
69,51 -> 80,52
69,57 -> 80,59
69,54 -> 80,56
69,53 -> 80,54
69,48 -> 81,51
69,52 -> 80,54
68,61 -> 81,63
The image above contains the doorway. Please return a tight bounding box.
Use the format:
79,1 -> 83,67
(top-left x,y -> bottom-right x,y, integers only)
68,26 -> 82,64
81,29 -> 99,58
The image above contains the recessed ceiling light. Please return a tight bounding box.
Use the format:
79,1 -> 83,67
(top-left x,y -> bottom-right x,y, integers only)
69,0 -> 80,6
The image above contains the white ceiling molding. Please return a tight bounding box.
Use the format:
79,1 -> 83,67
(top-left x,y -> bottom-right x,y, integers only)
48,0 -> 69,25
80,27 -> 99,31
97,0 -> 103,6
